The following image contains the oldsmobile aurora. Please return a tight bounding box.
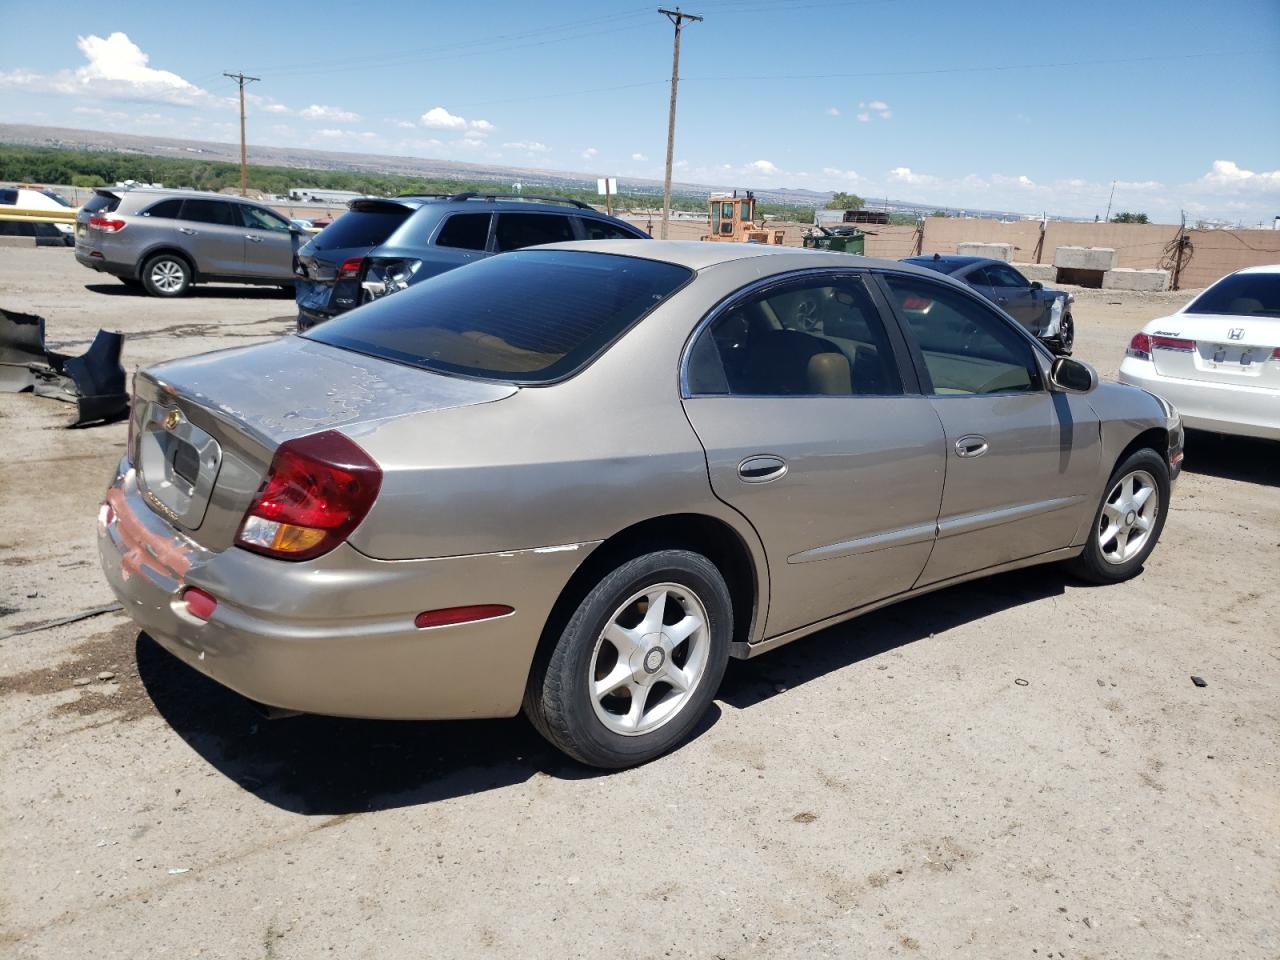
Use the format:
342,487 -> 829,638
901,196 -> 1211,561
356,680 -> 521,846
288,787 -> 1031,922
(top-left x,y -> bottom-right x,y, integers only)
99,242 -> 1182,768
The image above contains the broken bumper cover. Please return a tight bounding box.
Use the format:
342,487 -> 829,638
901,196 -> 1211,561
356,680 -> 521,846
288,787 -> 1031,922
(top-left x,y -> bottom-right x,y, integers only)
97,460 -> 598,720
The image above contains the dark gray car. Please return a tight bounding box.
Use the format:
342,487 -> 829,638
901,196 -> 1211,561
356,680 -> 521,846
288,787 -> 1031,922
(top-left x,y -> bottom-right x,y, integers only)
75,188 -> 302,297
903,255 -> 1075,355
294,193 -> 648,330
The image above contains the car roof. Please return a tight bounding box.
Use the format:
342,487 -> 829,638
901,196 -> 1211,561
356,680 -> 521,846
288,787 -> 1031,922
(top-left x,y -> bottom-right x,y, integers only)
533,239 -> 955,277
106,187 -> 263,205
1233,263 -> 1280,275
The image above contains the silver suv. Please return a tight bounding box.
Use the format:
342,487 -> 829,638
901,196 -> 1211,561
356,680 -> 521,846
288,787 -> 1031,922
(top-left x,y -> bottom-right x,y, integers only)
75,188 -> 302,297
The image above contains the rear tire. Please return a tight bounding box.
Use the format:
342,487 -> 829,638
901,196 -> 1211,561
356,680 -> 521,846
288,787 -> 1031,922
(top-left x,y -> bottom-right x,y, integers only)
524,550 -> 732,769
1055,312 -> 1074,355
1067,448 -> 1169,584
141,253 -> 192,297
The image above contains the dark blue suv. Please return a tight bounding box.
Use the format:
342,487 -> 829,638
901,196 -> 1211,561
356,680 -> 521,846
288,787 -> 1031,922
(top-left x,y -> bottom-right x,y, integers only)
294,192 -> 649,329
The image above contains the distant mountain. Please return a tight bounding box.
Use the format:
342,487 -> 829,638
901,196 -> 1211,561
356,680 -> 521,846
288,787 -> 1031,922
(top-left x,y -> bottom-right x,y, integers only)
0,122 -> 1040,219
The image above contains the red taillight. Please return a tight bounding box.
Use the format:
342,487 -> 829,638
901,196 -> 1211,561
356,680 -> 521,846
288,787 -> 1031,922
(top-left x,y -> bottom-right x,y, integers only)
1151,335 -> 1196,351
1271,347 -> 1280,361
337,256 -> 364,280
183,587 -> 218,621
89,216 -> 126,233
1126,332 -> 1152,359
235,431 -> 382,561
414,605 -> 514,629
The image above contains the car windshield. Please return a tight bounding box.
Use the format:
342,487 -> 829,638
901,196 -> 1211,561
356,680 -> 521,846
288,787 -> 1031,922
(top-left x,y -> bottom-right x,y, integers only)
1186,273 -> 1280,317
306,250 -> 692,383
39,189 -> 72,207
312,204 -> 413,250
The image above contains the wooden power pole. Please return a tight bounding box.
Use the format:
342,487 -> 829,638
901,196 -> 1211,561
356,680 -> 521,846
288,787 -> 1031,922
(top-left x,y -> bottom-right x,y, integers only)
223,71 -> 260,196
658,7 -> 701,239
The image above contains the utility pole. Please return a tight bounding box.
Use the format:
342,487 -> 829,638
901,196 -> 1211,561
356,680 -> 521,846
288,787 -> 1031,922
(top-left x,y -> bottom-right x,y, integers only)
1103,179 -> 1116,223
658,7 -> 701,239
224,71 -> 260,196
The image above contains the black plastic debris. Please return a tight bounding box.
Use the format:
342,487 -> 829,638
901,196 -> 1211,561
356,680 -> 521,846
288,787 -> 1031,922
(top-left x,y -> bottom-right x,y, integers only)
1191,675 -> 1208,688
0,308 -> 128,427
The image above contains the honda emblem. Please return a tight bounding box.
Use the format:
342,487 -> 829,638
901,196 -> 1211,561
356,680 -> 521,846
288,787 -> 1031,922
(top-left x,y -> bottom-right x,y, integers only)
1228,328 -> 1245,341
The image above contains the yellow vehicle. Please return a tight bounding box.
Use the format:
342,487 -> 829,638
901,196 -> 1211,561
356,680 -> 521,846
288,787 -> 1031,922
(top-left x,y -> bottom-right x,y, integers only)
702,190 -> 785,244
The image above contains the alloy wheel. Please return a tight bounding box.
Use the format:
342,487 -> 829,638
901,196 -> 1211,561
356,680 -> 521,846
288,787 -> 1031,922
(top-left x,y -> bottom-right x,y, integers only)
588,582 -> 711,736
1098,469 -> 1159,565
150,260 -> 186,293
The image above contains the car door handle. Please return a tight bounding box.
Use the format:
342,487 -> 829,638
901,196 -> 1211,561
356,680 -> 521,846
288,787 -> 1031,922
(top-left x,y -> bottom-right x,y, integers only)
738,455 -> 787,483
245,235 -> 263,243
178,227 -> 197,235
955,435 -> 988,458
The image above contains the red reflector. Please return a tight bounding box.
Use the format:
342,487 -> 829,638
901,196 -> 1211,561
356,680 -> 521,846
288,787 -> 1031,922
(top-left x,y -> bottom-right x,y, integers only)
89,216 -> 126,233
1151,335 -> 1195,351
337,256 -> 364,280
184,587 -> 218,621
1171,449 -> 1185,466
414,605 -> 513,629
1271,348 -> 1280,360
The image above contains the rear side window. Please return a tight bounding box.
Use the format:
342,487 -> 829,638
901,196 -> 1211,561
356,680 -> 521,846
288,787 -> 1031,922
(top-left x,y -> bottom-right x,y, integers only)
1187,273 -> 1280,317
435,213 -> 491,250
179,199 -> 236,226
83,193 -> 121,215
306,250 -> 692,383
0,188 -> 17,205
142,198 -> 183,218
581,218 -> 642,241
493,213 -> 575,252
314,205 -> 412,249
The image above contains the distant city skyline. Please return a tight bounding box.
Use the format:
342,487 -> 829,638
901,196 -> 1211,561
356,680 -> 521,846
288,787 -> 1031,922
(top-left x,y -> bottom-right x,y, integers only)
1,0 -> 1277,224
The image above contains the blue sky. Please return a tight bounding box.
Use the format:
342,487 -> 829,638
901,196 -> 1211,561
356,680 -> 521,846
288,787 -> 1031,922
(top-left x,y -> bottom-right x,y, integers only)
2,0 -> 1277,223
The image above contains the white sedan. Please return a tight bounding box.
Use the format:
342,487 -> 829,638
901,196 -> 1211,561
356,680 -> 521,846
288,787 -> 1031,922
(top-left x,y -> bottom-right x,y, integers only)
1119,265 -> 1280,440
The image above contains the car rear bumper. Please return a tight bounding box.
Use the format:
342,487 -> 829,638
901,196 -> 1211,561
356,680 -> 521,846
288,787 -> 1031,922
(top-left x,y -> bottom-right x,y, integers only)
75,248 -> 133,278
1119,358 -> 1280,441
97,459 -> 598,720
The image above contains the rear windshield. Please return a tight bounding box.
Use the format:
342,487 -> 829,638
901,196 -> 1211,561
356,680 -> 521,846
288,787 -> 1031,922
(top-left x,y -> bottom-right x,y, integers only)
83,192 -> 121,214
305,250 -> 692,383
1187,273 -> 1280,317
312,204 -> 412,250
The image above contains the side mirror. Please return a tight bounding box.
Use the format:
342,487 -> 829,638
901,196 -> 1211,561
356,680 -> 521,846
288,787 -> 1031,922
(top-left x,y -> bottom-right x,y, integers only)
1030,280 -> 1043,292
1049,356 -> 1097,394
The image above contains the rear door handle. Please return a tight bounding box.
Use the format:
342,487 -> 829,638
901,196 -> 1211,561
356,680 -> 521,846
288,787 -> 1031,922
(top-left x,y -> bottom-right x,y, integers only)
738,455 -> 787,483
955,435 -> 988,458
178,227 -> 197,235
245,235 -> 263,243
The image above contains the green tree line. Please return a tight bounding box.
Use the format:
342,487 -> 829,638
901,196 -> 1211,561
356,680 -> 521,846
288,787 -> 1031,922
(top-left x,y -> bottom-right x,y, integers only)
0,144 -> 817,221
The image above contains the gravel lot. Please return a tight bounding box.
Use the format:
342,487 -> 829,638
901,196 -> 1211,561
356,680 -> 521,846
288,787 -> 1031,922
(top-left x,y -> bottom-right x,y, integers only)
2,247 -> 1277,959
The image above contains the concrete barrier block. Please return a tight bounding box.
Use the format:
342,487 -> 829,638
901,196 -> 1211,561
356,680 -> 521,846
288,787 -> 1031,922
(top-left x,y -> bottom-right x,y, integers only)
0,237 -> 36,248
1102,268 -> 1170,292
957,242 -> 1012,261
1012,262 -> 1056,284
1054,245 -> 1118,271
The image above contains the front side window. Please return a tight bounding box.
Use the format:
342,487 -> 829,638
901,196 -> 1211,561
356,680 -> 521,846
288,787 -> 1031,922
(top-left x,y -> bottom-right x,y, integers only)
306,250 -> 691,383
240,205 -> 291,231
580,218 -> 641,241
687,275 -> 903,397
985,263 -> 1028,288
492,213 -> 575,252
179,199 -> 236,226
883,275 -> 1040,395
435,213 -> 491,250
1186,273 -> 1280,317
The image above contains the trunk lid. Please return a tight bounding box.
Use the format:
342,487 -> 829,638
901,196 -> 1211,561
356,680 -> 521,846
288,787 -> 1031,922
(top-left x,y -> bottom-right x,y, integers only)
1149,313 -> 1280,387
131,335 -> 515,551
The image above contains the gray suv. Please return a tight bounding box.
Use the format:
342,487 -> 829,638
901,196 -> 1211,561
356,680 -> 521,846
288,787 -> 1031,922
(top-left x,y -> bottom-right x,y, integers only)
75,188 -> 302,297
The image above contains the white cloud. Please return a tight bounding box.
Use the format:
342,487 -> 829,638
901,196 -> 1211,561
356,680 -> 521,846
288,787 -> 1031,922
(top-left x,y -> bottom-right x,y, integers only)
315,128 -> 377,141
749,159 -> 778,175
822,166 -> 861,181
878,109 -> 892,119
866,100 -> 889,111
631,152 -> 648,161
300,104 -> 361,123
889,166 -> 938,185
468,118 -> 495,134
420,106 -> 467,130
1199,159 -> 1280,190
856,112 -> 871,123
261,103 -> 291,114
504,141 -> 550,153
826,106 -> 840,116
581,147 -> 598,159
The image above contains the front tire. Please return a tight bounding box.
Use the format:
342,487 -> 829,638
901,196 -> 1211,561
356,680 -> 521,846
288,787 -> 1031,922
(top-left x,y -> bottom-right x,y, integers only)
1067,448 -> 1169,584
141,254 -> 192,297
524,550 -> 732,769
1055,312 -> 1074,355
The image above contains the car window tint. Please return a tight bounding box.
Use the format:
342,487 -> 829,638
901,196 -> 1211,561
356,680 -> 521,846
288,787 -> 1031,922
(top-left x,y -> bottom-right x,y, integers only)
314,205 -> 413,250
986,264 -> 1026,288
0,188 -> 18,205
1186,272 -> 1280,317
493,213 -> 575,252
82,193 -> 121,214
241,205 -> 291,231
306,250 -> 692,383
142,198 -> 183,218
435,213 -> 491,250
688,275 -> 902,397
179,199 -> 236,226
580,218 -> 641,241
885,275 -> 1040,395
966,266 -> 993,286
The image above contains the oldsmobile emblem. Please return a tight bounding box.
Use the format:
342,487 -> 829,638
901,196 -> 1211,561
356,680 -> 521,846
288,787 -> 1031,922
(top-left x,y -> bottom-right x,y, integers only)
1228,328 -> 1245,341
162,409 -> 184,431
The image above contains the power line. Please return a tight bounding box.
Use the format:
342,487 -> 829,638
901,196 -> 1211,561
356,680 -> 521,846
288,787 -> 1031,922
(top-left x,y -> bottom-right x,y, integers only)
659,7 -> 703,240
223,72 -> 260,197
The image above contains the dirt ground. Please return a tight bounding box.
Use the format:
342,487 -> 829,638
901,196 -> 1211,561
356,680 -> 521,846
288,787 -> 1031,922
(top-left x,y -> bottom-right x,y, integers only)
1,247 -> 1277,959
